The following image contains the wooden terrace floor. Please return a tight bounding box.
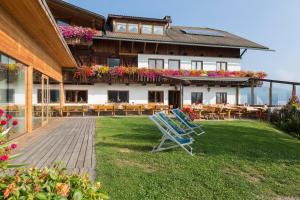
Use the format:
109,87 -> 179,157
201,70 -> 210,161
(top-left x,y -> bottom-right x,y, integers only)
11,117 -> 96,179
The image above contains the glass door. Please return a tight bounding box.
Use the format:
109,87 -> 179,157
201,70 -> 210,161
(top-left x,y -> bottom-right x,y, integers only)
41,75 -> 49,126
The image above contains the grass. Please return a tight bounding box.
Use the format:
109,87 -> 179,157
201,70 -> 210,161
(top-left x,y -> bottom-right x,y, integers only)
95,117 -> 300,200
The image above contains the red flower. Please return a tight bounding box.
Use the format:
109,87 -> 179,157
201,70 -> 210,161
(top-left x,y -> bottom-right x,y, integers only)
12,120 -> 18,126
6,114 -> 12,120
0,155 -> 8,161
11,144 -> 17,149
0,109 -> 4,117
1,120 -> 7,126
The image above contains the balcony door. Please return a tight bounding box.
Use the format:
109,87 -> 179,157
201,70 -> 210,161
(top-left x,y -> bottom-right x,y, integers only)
41,75 -> 49,126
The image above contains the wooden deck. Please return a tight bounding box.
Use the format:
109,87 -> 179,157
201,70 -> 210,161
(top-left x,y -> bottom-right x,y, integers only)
11,117 -> 96,179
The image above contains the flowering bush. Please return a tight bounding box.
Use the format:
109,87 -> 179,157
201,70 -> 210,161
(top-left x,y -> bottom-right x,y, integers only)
0,109 -> 21,170
181,107 -> 200,121
73,66 -> 267,80
0,165 -> 108,199
58,25 -> 96,42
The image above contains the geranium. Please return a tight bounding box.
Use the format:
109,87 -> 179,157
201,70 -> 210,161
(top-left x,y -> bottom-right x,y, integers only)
58,25 -> 96,42
6,114 -> 12,120
1,120 -> 7,126
181,106 -> 200,121
0,109 -> 4,117
12,120 -> 18,126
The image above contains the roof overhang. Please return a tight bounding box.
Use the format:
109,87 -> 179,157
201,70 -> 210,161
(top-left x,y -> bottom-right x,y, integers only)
0,0 -> 77,67
94,36 -> 272,51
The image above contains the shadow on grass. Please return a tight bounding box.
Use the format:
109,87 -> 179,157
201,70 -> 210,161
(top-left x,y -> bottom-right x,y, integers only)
96,119 -> 300,163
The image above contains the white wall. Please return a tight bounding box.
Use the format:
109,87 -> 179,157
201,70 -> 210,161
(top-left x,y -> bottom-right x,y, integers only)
32,84 -> 238,105
138,54 -> 241,71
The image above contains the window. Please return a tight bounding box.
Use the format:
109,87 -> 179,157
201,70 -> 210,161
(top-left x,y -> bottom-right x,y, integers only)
168,60 -> 180,70
56,19 -> 70,26
216,92 -> 227,104
216,62 -> 228,71
191,92 -> 203,104
116,22 -> 126,32
65,90 -> 88,103
0,89 -> 15,103
37,89 -> 60,103
108,91 -> 129,103
148,59 -> 164,69
128,23 -> 139,33
142,25 -> 153,34
108,58 -> 120,68
191,61 -> 203,70
153,26 -> 164,35
148,91 -> 164,103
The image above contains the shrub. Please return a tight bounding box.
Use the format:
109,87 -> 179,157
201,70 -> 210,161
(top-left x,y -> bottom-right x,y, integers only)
270,96 -> 300,138
0,165 -> 109,200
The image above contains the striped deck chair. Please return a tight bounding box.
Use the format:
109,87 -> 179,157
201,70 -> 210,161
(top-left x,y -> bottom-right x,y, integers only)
149,115 -> 193,156
156,112 -> 194,136
171,108 -> 205,136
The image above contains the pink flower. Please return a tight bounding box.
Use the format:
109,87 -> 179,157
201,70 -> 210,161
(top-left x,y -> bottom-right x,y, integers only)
0,109 -> 4,117
0,155 -> 8,161
11,144 -> 17,149
6,114 -> 12,120
12,120 -> 18,126
1,120 -> 7,126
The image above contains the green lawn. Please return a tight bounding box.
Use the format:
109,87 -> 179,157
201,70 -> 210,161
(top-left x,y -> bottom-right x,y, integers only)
95,117 -> 300,200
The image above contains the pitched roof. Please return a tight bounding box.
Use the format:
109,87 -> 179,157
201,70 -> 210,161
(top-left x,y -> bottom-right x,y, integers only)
100,25 -> 269,50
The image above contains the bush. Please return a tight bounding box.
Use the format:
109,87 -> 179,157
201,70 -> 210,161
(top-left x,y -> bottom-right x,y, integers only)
0,165 -> 108,200
270,96 -> 300,138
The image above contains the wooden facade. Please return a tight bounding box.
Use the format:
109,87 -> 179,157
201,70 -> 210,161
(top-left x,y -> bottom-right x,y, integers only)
0,0 -> 76,133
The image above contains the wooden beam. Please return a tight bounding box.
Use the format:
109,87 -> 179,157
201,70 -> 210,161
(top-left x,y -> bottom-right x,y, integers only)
251,81 -> 255,105
26,66 -> 33,133
154,43 -> 159,54
236,86 -> 240,105
143,42 -> 147,53
292,84 -> 297,97
118,40 -> 122,54
60,82 -> 65,116
269,82 -> 273,106
131,41 -> 134,53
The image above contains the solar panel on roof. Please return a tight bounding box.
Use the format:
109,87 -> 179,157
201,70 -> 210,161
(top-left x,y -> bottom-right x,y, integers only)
181,29 -> 225,37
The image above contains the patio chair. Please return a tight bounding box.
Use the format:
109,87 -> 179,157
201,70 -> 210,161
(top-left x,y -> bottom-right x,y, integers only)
171,108 -> 205,136
156,112 -> 194,136
150,115 -> 193,156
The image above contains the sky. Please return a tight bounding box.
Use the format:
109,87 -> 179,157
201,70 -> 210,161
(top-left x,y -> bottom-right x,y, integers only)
65,0 -> 300,83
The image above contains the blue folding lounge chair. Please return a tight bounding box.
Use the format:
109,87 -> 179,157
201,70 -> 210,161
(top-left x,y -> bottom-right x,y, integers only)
172,108 -> 205,135
149,115 -> 193,156
156,112 -> 194,136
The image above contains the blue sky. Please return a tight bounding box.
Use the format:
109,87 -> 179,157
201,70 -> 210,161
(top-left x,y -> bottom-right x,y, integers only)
65,0 -> 300,82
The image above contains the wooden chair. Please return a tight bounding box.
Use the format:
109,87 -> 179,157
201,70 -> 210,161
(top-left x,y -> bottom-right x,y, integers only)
216,106 -> 226,120
92,105 -> 115,116
154,105 -> 172,114
63,105 -> 88,117
204,106 -> 217,120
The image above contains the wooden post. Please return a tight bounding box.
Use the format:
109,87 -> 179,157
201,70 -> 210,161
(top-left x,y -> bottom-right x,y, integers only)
26,66 -> 33,133
269,82 -> 273,106
251,81 -> 255,106
180,83 -> 184,108
236,86 -> 240,105
59,82 -> 64,116
292,84 -> 297,97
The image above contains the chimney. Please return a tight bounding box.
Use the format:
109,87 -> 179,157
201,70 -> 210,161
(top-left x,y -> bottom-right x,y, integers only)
164,16 -> 172,23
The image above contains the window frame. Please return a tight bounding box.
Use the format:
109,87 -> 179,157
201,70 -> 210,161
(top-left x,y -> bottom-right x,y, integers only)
64,90 -> 88,104
0,89 -> 15,103
153,25 -> 164,35
128,23 -> 139,33
216,62 -> 228,71
107,90 -> 129,103
216,92 -> 227,104
115,22 -> 127,33
148,91 -> 164,103
191,92 -> 203,104
107,57 -> 120,68
168,59 -> 181,70
56,18 -> 71,26
148,59 -> 164,69
191,60 -> 203,71
141,24 -> 153,34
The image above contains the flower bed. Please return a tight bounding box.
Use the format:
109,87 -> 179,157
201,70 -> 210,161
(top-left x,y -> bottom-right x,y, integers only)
0,166 -> 108,199
58,25 -> 96,45
72,65 -> 267,82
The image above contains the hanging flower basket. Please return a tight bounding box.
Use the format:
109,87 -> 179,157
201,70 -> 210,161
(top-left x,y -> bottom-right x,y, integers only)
58,25 -> 96,46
